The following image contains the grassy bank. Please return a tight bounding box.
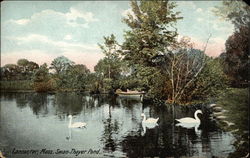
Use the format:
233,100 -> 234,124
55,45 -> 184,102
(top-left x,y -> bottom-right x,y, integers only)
0,80 -> 33,91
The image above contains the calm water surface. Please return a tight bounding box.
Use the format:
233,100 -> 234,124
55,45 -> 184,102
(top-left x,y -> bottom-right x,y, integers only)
0,92 -> 235,158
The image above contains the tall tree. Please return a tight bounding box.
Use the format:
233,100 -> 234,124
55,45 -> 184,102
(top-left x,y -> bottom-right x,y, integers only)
97,34 -> 122,80
120,0 -> 182,97
214,0 -> 250,87
220,26 -> 249,87
121,0 -> 182,66
50,56 -> 74,74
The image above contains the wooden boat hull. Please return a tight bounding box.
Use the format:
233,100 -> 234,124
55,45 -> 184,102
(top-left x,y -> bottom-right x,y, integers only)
116,92 -> 145,101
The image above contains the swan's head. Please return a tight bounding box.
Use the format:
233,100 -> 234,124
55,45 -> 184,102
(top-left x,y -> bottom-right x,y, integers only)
196,110 -> 203,115
68,115 -> 73,118
141,113 -> 145,117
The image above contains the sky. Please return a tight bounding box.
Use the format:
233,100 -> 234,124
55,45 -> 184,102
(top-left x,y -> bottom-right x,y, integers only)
1,1 -> 234,71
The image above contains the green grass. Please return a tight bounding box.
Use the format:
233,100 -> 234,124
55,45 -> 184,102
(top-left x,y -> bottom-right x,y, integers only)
0,80 -> 33,91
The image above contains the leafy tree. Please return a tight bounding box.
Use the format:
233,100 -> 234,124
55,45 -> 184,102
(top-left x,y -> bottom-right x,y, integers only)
94,58 -> 122,81
32,63 -> 55,92
186,57 -> 227,103
66,64 -> 90,90
213,0 -> 249,30
97,34 -> 122,80
50,56 -> 74,74
27,61 -> 39,73
220,26 -> 249,87
2,64 -> 20,80
121,0 -> 182,66
32,63 -> 50,82
119,0 -> 182,97
17,59 -> 29,72
214,0 -> 249,87
16,59 -> 39,80
95,34 -> 125,92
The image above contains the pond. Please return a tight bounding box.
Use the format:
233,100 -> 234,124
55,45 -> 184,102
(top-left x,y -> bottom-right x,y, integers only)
0,92 -> 235,158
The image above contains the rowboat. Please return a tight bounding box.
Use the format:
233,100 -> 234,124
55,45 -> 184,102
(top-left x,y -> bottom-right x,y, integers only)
115,89 -> 145,101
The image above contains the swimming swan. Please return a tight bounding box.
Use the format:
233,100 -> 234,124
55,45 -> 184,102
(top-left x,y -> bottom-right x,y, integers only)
175,110 -> 202,124
141,113 -> 159,124
68,115 -> 86,128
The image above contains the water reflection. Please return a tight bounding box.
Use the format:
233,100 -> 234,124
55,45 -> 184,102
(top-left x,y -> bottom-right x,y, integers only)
176,123 -> 201,135
0,93 -> 235,158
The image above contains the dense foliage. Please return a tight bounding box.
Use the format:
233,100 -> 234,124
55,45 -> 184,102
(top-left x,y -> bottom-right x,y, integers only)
217,88 -> 249,158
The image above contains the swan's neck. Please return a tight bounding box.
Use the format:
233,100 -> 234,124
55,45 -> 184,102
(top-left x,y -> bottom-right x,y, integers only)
143,115 -> 146,122
194,112 -> 200,122
68,117 -> 72,127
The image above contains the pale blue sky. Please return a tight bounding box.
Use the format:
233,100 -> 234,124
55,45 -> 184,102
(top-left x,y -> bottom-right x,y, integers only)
1,1 -> 234,71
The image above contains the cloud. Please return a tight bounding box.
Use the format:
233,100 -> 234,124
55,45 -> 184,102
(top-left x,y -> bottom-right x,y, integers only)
7,7 -> 99,28
176,1 -> 197,10
9,33 -> 99,51
9,19 -> 30,25
4,34 -> 103,71
64,34 -> 72,40
197,18 -> 204,22
66,7 -> 98,23
196,8 -> 203,13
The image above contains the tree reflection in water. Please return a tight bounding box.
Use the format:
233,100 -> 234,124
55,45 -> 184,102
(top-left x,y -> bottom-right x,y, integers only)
2,93 -> 49,116
100,95 -> 121,153
0,93 -> 235,157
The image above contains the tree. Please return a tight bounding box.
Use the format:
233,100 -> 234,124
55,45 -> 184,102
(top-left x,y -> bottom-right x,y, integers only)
27,61 -> 39,73
32,63 -> 50,82
95,34 -> 125,92
121,0 -> 182,66
32,63 -> 55,92
50,56 -> 74,74
214,0 -> 250,87
3,64 -> 20,80
158,36 -> 213,103
97,34 -> 122,80
213,0 -> 250,30
16,59 -> 39,80
220,26 -> 249,87
66,64 -> 90,90
120,0 -> 182,98
17,59 -> 29,72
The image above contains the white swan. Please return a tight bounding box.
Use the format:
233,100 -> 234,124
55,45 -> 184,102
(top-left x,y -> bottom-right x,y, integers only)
68,115 -> 86,128
141,113 -> 159,136
141,113 -> 159,124
175,110 -> 202,124
176,122 -> 201,135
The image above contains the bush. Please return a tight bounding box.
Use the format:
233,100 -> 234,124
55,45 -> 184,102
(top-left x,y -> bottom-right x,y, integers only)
33,79 -> 56,92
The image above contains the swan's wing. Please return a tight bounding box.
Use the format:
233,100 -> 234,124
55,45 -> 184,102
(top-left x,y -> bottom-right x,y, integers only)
146,118 -> 159,123
144,123 -> 158,129
176,122 -> 199,128
71,122 -> 86,128
175,117 -> 196,123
